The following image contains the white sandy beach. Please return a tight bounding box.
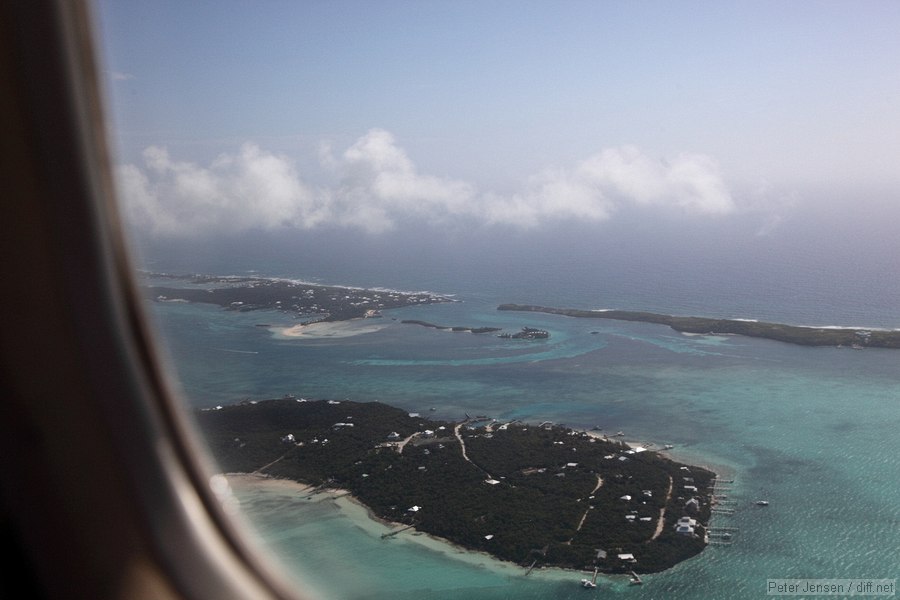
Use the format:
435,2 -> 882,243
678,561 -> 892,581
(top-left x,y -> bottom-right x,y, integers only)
224,473 -> 598,583
274,320 -> 388,339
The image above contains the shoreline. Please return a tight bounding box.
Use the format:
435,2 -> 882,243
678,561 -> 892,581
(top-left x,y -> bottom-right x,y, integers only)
580,432 -> 736,481
226,473 -> 550,575
228,472 -> 629,583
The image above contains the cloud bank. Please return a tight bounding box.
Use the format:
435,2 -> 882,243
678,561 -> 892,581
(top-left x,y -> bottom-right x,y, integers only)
118,129 -> 734,236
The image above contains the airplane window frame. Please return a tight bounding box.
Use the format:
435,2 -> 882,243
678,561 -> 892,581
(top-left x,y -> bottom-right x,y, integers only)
0,2 -> 304,598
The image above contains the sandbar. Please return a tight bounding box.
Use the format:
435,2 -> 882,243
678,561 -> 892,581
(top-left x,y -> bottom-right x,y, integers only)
275,320 -> 388,339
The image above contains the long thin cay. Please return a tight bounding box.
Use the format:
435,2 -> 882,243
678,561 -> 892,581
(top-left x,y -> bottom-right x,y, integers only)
497,304 -> 900,349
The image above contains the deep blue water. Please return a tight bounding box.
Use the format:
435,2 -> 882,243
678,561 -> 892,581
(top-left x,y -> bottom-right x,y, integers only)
140,226 -> 900,599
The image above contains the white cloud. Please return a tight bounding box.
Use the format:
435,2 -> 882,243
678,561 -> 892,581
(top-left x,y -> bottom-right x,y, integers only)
109,71 -> 135,81
334,129 -> 477,224
117,129 -> 735,237
117,144 -> 327,236
575,146 -> 734,214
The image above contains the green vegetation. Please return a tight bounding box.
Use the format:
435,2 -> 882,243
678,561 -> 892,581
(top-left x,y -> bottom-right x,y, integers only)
197,398 -> 715,574
498,304 -> 900,349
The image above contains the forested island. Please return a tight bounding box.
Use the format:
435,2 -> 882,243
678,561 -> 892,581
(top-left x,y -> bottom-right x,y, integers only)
198,398 -> 715,574
498,304 -> 900,349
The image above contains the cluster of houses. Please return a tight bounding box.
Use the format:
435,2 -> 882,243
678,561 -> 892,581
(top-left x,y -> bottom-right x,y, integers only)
617,482 -> 704,540
673,495 -> 702,536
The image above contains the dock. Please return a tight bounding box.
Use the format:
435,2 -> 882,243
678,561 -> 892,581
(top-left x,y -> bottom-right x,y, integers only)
708,526 -> 738,545
381,523 -> 416,539
707,478 -> 738,537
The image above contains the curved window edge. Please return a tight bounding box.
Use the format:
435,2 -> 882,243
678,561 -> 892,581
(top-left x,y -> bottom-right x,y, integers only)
0,2 -> 307,598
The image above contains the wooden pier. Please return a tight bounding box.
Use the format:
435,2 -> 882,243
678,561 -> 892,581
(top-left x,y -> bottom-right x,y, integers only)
381,523 -> 416,539
708,479 -> 738,539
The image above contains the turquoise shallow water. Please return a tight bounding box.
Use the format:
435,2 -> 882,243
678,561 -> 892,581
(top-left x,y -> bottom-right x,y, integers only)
150,289 -> 900,599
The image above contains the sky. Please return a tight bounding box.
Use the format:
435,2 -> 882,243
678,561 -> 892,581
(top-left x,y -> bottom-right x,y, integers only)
95,1 -> 900,243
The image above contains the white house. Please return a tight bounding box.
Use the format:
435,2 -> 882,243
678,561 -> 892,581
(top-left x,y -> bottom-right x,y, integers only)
674,516 -> 697,536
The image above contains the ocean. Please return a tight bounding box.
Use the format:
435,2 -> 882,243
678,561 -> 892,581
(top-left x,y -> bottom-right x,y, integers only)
139,222 -> 900,599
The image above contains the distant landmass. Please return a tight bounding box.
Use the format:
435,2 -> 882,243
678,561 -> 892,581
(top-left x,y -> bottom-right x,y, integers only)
198,398 -> 716,574
143,272 -> 452,322
498,304 -> 900,349
143,273 -> 552,338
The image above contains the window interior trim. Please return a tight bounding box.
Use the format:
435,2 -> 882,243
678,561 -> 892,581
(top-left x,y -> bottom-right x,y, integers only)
0,2 -> 306,598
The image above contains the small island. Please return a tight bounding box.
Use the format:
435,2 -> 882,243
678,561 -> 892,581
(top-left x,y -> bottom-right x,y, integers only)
401,320 -> 548,339
400,320 -> 502,334
197,398 -> 715,574
498,304 -> 900,349
498,326 -> 550,340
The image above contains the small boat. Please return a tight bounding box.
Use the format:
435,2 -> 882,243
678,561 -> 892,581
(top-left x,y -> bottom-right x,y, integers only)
664,444 -> 674,450
615,431 -> 625,436
581,565 -> 600,589
755,500 -> 769,506
629,571 -> 643,585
